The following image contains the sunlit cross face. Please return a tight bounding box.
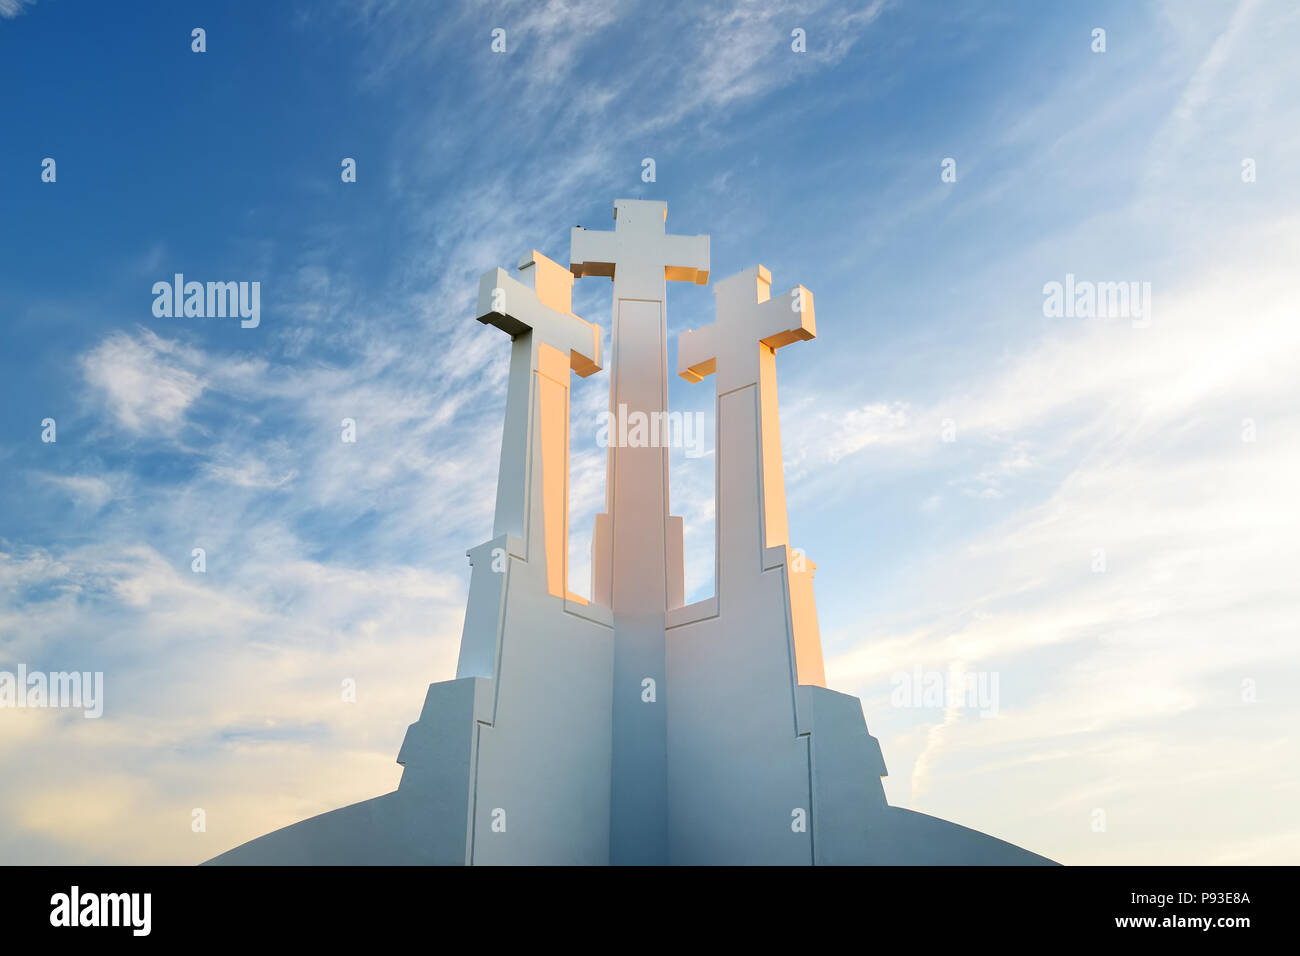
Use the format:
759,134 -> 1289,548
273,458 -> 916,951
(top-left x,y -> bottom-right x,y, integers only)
679,265 -> 815,395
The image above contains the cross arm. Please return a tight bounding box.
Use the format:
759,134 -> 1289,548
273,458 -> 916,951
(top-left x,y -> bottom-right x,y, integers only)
569,226 -> 616,280
475,259 -> 601,377
677,324 -> 717,383
568,226 -> 710,284
755,285 -> 816,349
677,280 -> 815,384
663,232 -> 710,285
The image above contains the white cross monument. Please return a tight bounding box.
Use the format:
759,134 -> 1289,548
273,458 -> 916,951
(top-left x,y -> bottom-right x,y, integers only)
206,201 -> 1056,867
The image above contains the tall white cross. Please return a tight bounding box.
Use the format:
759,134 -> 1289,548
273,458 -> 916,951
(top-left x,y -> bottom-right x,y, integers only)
676,264 -> 824,687
570,200 -> 709,609
676,264 -> 824,685
569,199 -> 708,864
476,250 -> 600,600
677,261 -> 813,553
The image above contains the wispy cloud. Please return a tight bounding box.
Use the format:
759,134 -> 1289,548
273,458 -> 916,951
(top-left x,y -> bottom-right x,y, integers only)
819,220 -> 1300,862
81,332 -> 205,436
0,0 -> 36,21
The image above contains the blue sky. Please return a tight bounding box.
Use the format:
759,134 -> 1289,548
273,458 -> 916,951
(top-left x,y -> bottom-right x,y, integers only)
1,0 -> 1297,864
